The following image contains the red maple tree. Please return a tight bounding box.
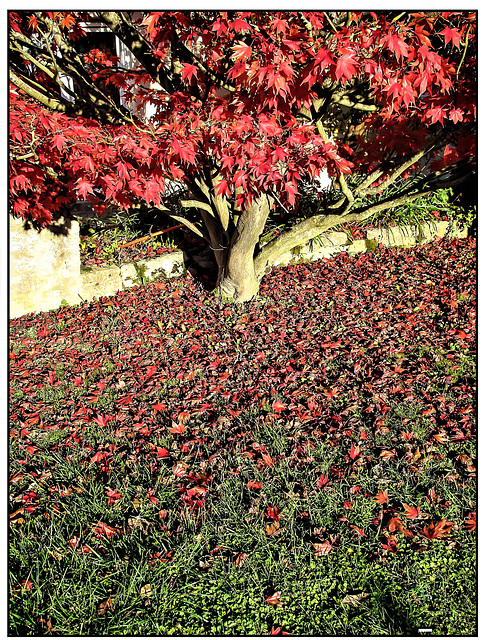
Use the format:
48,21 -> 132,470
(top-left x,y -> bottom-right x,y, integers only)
9,11 -> 476,300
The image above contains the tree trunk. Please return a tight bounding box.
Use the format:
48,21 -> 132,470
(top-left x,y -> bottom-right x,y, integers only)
217,195 -> 272,302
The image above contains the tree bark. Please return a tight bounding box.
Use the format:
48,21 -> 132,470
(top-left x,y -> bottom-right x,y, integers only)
253,188 -> 437,279
218,195 -> 272,302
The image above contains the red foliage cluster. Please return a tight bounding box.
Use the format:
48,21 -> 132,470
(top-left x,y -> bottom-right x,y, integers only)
9,11 -> 476,225
9,238 -> 475,553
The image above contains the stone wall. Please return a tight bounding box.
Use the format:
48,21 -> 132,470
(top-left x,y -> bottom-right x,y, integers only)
10,216 -> 468,319
271,219 -> 467,267
10,215 -> 82,319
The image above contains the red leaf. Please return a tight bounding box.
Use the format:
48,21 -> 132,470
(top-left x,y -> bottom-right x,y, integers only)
59,13 -> 76,30
313,541 -> 332,556
141,12 -> 160,39
374,489 -> 388,505
106,489 -> 122,504
349,443 -> 360,460
261,452 -> 274,466
272,400 -> 286,413
403,504 -> 424,519
439,26 -> 462,49
93,414 -> 114,427
421,518 -> 454,540
388,517 -> 403,533
266,505 -> 281,520
231,42 -> 252,61
181,63 -> 198,84
465,512 -> 476,532
76,179 -> 94,200
230,17 -> 251,33
317,473 -> 329,488
172,461 -> 188,477
144,365 -> 157,381
116,161 -> 131,181
168,423 -> 187,435
52,133 -> 68,151
385,32 -> 409,60
335,53 -> 358,82
265,591 -> 283,606
91,451 -> 106,464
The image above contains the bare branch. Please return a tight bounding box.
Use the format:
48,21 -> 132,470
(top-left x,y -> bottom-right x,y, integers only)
361,141 -> 441,197
9,69 -> 68,113
180,199 -> 216,218
155,207 -> 208,239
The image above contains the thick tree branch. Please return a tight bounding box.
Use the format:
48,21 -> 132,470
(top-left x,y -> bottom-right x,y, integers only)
9,69 -> 68,113
332,95 -> 377,111
96,11 -> 179,96
180,199 -> 216,218
254,190 -> 430,277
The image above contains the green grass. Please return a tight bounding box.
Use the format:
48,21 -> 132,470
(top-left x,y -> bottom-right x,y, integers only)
9,394 -> 476,635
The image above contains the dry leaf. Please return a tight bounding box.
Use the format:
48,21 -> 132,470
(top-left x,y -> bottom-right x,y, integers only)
128,516 -> 151,533
341,592 -> 369,608
97,596 -> 113,616
313,541 -> 332,556
411,446 -> 421,462
234,552 -> 248,567
9,508 -> 25,524
140,584 -> 152,598
172,461 -> 188,477
266,591 -> 283,606
48,548 -> 64,561
266,521 -> 283,536
198,558 -> 213,570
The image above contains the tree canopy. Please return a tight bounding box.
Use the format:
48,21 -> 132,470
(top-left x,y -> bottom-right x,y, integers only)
9,11 -> 476,300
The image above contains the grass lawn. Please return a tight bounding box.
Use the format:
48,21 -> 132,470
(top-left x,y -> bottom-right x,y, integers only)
9,237 -> 475,636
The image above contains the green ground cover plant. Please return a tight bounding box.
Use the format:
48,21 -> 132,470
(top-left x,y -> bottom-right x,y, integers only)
9,237 -> 475,635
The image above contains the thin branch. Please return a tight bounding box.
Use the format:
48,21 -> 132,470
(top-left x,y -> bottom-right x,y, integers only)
9,41 -> 57,80
323,11 -> 337,31
331,95 -> 377,111
180,199 -> 216,217
353,169 -> 385,196
298,12 -> 313,39
338,172 -> 354,213
155,207 -> 208,240
361,141 -> 440,197
117,225 -> 183,249
456,24 -> 471,80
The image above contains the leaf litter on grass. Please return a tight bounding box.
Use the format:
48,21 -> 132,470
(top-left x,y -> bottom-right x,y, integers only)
9,237 -> 476,635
